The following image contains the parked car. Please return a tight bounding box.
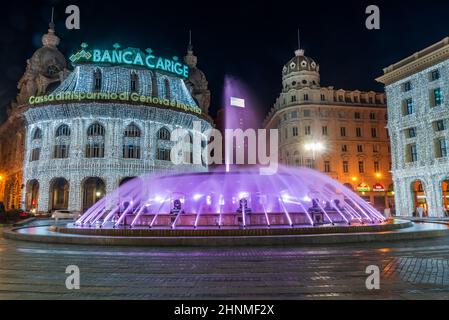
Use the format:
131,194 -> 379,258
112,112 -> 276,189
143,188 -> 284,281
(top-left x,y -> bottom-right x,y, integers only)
51,210 -> 81,224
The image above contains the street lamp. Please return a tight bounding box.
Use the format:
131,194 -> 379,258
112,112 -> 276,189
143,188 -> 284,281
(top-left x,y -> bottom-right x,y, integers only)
304,142 -> 325,169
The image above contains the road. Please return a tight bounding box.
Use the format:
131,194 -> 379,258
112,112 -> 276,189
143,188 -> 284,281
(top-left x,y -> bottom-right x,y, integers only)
1,225 -> 449,299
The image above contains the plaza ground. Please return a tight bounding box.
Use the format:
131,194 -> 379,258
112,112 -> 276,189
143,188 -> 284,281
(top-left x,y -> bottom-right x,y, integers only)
1,221 -> 449,300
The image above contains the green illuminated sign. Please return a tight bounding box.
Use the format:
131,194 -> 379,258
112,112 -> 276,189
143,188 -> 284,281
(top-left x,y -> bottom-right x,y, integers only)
28,92 -> 201,115
70,43 -> 189,78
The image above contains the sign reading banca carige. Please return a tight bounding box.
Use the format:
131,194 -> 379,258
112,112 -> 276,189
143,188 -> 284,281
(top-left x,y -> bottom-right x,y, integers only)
70,43 -> 189,78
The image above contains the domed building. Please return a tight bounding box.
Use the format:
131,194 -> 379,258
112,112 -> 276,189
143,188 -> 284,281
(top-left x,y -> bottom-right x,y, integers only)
264,45 -> 394,212
0,21 -> 213,213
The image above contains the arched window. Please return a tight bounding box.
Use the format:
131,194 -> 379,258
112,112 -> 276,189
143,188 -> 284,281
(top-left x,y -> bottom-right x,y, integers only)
164,78 -> 171,100
82,177 -> 106,212
124,123 -> 141,137
54,124 -> 71,159
130,72 -> 139,93
123,123 -> 141,159
86,123 -> 105,158
93,69 -> 102,92
25,180 -> 39,211
30,148 -> 40,162
87,123 -> 105,136
49,178 -> 69,210
157,127 -> 170,140
56,124 -> 71,137
33,128 -> 42,140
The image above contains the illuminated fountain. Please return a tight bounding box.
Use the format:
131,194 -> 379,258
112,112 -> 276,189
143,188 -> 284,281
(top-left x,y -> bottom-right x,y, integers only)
75,165 -> 385,230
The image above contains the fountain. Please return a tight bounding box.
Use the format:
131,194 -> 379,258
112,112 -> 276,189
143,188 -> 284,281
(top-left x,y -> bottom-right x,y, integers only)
74,165 -> 385,232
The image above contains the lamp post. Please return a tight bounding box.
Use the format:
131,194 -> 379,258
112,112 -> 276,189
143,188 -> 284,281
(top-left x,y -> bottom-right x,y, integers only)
304,142 -> 325,169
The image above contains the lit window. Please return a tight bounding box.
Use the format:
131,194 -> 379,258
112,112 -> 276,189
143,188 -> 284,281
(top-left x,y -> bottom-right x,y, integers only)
403,98 -> 414,115
343,161 -> 349,173
433,88 -> 443,107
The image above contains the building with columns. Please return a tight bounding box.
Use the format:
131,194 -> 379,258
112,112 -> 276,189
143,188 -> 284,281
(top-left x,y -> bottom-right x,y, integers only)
0,21 -> 213,213
376,37 -> 449,218
264,47 -> 393,211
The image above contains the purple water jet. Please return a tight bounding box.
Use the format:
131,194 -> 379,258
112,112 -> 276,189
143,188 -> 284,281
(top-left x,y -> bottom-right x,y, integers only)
75,165 -> 385,230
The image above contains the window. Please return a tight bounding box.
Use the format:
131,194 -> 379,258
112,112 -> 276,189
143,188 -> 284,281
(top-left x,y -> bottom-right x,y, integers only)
341,144 -> 348,152
54,145 -> 69,158
303,109 -> 311,117
343,161 -> 349,173
357,145 -> 363,153
304,126 -> 311,135
157,148 -> 171,161
403,81 -> 412,92
373,145 -> 380,153
303,94 -> 309,101
292,127 -> 298,137
354,112 -> 361,119
354,96 -> 359,103
438,138 -> 448,158
85,143 -> 105,158
56,124 -> 70,137
408,127 -> 416,138
340,127 -> 346,137
164,79 -> 171,99
305,158 -> 313,169
291,95 -> 297,102
130,72 -> 139,92
374,161 -> 380,173
93,69 -> 102,92
408,144 -> 418,162
358,161 -> 365,173
87,123 -> 105,136
30,148 -> 40,162
404,98 -> 414,115
320,94 -> 326,101
356,127 -> 362,137
369,97 -> 374,104
33,128 -> 42,140
123,145 -> 141,159
433,88 -> 443,107
86,123 -> 105,158
324,161 -> 331,173
430,69 -> 440,81
369,112 -> 376,120
157,127 -> 171,140
435,120 -> 446,132
371,128 -> 377,138
124,124 -> 141,137
322,126 -> 328,136
291,111 -> 298,118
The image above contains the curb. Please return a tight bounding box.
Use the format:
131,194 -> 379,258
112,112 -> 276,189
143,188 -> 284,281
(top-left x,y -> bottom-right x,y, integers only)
3,222 -> 449,247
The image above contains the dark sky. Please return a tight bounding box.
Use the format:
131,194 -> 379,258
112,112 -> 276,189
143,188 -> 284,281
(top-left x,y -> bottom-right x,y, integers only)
1,0 -> 449,122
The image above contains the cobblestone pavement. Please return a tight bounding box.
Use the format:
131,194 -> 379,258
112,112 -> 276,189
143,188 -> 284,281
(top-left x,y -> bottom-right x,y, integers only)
1,226 -> 449,299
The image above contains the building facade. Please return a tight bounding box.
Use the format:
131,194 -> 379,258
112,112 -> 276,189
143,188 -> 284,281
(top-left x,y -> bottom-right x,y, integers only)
264,48 -> 393,211
0,22 -> 213,213
376,37 -> 449,217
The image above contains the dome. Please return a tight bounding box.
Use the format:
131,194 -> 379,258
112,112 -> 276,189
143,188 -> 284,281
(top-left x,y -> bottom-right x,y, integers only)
29,46 -> 67,76
75,165 -> 385,229
282,49 -> 319,75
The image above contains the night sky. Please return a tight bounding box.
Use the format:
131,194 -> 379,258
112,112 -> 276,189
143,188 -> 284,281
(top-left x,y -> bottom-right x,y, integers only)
1,0 -> 449,123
